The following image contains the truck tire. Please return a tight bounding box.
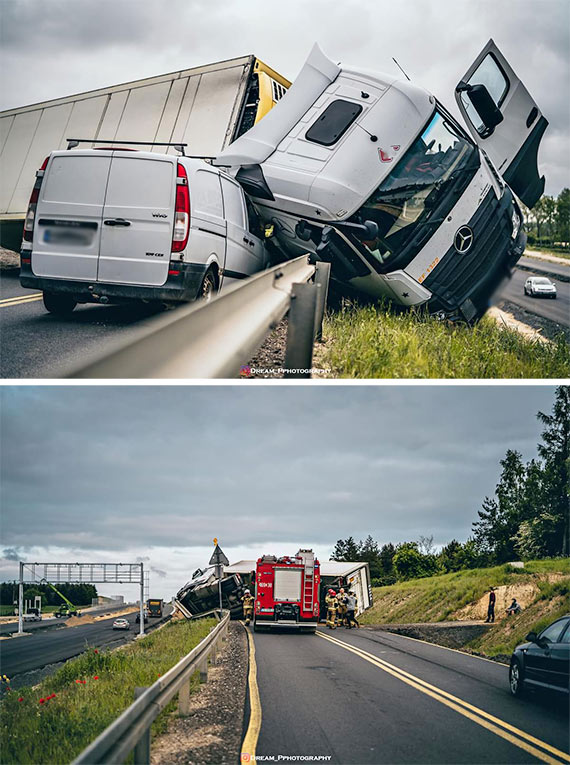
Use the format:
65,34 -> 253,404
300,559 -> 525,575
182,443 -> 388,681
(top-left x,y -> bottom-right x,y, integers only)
43,292 -> 77,316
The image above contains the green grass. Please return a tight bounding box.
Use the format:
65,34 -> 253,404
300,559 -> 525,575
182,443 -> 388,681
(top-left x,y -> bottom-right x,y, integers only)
321,303 -> 570,378
527,244 -> 570,261
360,559 -> 569,658
0,618 -> 215,764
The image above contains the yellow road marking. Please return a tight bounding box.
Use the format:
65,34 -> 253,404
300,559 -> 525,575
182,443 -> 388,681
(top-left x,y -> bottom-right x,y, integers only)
318,632 -> 568,765
241,625 -> 262,762
0,293 -> 43,307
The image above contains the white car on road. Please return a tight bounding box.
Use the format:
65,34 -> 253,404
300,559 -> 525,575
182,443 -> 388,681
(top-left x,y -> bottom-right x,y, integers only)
112,618 -> 130,630
524,276 -> 557,298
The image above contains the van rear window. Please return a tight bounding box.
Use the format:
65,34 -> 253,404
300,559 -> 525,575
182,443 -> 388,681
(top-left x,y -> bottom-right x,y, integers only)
42,155 -> 111,206
305,100 -> 363,146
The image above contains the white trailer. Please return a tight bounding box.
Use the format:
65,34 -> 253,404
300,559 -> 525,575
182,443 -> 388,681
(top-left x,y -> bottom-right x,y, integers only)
0,56 -> 289,248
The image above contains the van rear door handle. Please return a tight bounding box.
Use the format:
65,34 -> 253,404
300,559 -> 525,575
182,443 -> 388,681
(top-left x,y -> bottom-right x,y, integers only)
104,218 -> 131,226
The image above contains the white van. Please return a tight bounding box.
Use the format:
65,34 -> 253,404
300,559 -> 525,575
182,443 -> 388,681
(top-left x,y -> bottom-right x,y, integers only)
20,143 -> 268,314
216,41 -> 548,322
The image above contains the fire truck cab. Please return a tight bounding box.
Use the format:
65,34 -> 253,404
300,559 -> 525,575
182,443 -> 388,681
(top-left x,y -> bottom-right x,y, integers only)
254,549 -> 320,632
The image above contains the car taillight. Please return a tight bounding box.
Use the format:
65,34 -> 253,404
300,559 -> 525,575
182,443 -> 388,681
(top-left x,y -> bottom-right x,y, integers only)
23,156 -> 49,243
172,163 -> 190,253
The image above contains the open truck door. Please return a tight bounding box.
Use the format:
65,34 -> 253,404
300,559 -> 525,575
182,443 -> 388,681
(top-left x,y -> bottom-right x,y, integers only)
455,39 -> 548,208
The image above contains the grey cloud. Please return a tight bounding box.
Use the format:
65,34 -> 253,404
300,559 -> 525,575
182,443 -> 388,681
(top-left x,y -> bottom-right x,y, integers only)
0,386 -> 556,556
0,0 -> 567,194
2,548 -> 21,561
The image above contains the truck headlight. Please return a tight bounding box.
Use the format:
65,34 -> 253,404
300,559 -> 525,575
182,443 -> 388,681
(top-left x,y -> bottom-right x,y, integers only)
511,208 -> 521,240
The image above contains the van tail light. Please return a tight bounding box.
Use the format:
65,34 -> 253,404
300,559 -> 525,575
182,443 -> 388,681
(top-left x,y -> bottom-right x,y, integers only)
171,163 -> 190,253
23,156 -> 49,243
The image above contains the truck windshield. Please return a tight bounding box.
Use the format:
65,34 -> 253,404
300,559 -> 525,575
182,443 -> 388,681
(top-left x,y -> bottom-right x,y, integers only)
355,110 -> 479,267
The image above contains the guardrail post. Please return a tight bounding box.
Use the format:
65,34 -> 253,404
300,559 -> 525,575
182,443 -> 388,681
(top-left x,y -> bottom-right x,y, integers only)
313,262 -> 331,342
178,679 -> 191,717
133,687 -> 151,765
199,658 -> 208,684
284,282 -> 319,378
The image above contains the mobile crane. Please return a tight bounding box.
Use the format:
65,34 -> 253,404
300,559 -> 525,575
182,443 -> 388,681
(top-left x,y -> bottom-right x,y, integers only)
40,579 -> 81,618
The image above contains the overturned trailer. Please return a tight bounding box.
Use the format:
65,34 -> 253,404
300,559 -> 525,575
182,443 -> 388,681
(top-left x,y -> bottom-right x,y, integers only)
0,56 -> 290,248
175,566 -> 244,619
216,41 -> 548,322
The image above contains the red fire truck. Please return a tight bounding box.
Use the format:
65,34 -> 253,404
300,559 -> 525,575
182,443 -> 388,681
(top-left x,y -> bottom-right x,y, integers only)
253,549 -> 320,632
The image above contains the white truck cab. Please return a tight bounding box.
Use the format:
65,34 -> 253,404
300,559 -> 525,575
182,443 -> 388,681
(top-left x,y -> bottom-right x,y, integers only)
215,42 -> 547,322
20,142 -> 268,314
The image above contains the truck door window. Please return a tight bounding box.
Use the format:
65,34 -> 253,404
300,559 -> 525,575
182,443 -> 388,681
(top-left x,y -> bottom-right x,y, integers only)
305,100 -> 363,146
245,197 -> 263,238
221,178 -> 246,227
193,171 -> 224,218
460,54 -> 509,135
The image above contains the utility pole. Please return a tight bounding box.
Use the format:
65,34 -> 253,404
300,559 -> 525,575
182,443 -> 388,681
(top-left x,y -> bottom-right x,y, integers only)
18,562 -> 24,635
139,564 -> 145,636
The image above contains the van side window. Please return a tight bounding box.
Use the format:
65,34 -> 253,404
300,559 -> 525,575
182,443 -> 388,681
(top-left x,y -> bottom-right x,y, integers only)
305,100 -> 363,146
460,54 -> 509,135
193,171 -> 224,218
245,197 -> 263,238
221,178 -> 246,227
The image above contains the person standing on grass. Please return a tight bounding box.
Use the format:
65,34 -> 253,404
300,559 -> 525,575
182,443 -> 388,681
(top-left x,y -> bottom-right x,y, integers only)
485,587 -> 496,623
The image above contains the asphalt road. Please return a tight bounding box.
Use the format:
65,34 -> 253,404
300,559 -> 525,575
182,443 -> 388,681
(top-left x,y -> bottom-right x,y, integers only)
499,268 -> 569,327
0,607 -> 170,679
251,627 -> 569,765
1,256 -> 568,378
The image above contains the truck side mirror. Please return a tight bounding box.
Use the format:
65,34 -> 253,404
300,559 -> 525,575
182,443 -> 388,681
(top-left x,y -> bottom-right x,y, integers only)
456,81 -> 504,135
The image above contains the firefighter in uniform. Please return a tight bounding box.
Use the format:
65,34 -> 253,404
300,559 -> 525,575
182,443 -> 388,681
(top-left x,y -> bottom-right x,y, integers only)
241,589 -> 254,625
325,589 -> 338,629
336,587 -> 348,627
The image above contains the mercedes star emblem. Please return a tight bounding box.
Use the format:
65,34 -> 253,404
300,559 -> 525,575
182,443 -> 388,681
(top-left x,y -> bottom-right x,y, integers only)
454,225 -> 474,254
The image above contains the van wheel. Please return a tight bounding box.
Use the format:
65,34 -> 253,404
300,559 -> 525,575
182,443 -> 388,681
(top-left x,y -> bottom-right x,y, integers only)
199,270 -> 217,302
43,292 -> 77,316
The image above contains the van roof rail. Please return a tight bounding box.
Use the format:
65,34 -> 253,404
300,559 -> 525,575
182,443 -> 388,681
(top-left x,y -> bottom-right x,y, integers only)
66,139 -> 189,155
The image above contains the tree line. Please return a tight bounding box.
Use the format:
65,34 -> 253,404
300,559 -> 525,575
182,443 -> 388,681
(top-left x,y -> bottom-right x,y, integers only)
522,188 -> 570,250
0,582 -> 98,608
332,386 -> 569,585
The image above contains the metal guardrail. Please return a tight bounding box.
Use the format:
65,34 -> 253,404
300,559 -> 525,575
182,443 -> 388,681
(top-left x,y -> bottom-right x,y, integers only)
73,610 -> 230,765
70,255 -> 330,379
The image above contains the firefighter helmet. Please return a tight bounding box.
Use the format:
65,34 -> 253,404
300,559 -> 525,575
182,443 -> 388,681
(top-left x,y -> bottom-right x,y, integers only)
244,589 -> 250,594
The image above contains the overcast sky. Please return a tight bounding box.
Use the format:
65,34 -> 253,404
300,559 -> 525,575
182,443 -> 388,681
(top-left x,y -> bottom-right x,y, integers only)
0,385 -> 557,599
0,0 -> 568,195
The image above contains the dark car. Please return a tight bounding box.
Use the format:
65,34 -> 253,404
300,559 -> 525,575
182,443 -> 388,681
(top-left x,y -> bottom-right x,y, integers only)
509,615 -> 570,696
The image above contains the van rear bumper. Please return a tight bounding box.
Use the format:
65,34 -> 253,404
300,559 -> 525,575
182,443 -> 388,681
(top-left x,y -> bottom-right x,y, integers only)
20,258 -> 208,304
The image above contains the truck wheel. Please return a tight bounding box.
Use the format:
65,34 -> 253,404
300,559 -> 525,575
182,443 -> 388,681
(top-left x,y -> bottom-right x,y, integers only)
199,270 -> 217,302
43,292 -> 77,316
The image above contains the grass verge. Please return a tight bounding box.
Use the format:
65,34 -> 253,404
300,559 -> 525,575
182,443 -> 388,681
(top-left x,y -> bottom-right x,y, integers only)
0,618 -> 215,765
321,303 -> 570,378
360,559 -> 569,658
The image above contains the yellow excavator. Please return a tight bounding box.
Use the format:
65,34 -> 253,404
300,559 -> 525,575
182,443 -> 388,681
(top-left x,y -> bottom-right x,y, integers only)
40,579 -> 81,618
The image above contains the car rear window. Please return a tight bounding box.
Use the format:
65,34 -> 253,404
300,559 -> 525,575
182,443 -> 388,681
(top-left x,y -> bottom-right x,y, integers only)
104,157 -> 173,209
306,100 -> 363,146
42,155 -> 111,206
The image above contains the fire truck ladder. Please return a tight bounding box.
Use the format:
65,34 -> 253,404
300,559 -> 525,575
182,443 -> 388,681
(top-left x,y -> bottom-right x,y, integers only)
302,559 -> 315,613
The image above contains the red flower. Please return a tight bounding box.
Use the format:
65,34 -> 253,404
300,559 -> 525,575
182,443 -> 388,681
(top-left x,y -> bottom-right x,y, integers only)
93,676 -> 99,680
75,679 -> 81,684
82,680 -> 86,684
94,650 -> 99,654
18,697 -> 23,702
39,698 -> 45,704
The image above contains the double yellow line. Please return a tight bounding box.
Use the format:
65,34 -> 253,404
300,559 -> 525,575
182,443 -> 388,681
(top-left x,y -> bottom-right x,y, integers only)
318,632 -> 569,765
0,292 -> 43,308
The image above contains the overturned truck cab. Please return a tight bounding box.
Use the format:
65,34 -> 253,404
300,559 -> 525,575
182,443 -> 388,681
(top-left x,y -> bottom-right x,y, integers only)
215,41 -> 547,322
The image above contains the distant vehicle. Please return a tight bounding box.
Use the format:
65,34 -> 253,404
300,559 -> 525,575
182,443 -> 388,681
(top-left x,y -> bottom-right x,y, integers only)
20,146 -> 271,314
40,578 -> 81,618
22,608 -> 42,622
253,549 -> 320,633
147,599 -> 163,617
509,615 -> 570,696
216,41 -> 548,322
524,276 -> 557,298
112,618 -> 131,630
